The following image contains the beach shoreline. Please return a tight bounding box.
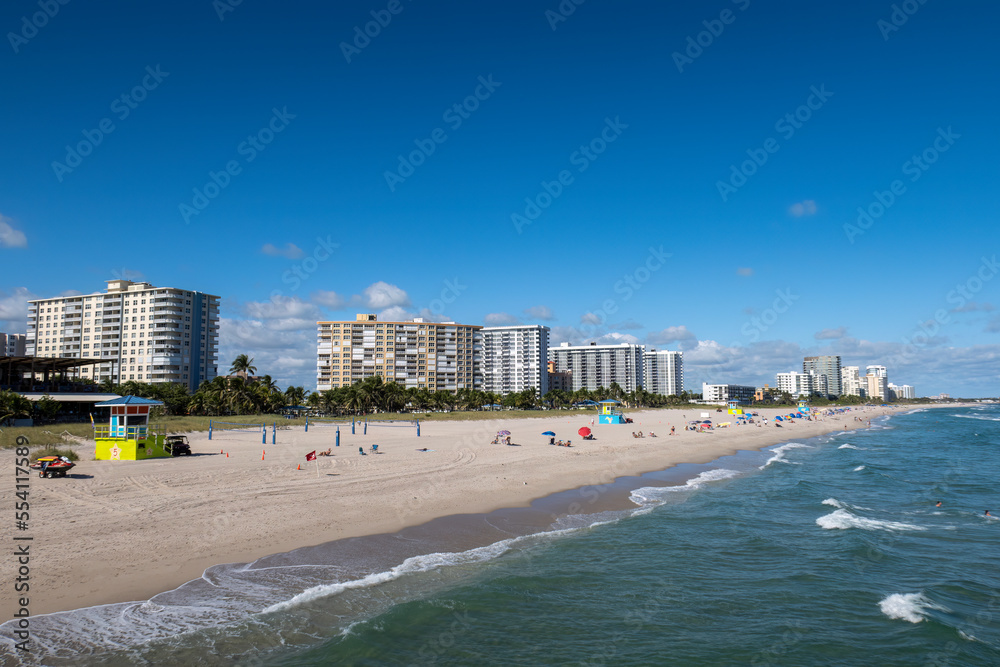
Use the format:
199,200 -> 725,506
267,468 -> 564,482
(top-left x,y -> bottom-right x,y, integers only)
14,403 -> 956,616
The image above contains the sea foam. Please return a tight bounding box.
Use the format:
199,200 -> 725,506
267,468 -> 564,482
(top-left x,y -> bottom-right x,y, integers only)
879,592 -> 943,623
838,444 -> 865,450
853,465 -> 866,472
816,509 -> 926,532
759,443 -> 812,469
629,469 -> 740,507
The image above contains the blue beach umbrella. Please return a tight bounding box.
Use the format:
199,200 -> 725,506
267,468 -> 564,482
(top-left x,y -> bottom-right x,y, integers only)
542,431 -> 556,436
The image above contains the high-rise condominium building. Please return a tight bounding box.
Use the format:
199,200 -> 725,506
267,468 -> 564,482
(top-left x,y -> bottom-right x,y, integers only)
841,366 -> 865,397
25,280 -> 220,391
1,332 -> 27,356
803,355 -> 842,396
888,383 -> 915,400
866,365 -> 887,378
316,314 -> 482,393
550,342 -> 644,393
866,373 -> 888,400
776,371 -> 814,397
481,325 -> 549,396
702,383 -> 755,403
643,349 -> 684,396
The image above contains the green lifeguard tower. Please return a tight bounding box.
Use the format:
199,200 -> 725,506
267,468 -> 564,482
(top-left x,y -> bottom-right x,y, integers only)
93,395 -> 170,460
598,399 -> 626,424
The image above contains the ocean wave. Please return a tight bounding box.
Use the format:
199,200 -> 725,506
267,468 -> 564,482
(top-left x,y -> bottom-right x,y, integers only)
816,509 -> 926,532
879,592 -> 945,623
838,444 -> 866,450
821,498 -> 872,511
953,414 -> 1000,422
759,443 -> 812,469
853,465 -> 866,472
629,469 -> 741,507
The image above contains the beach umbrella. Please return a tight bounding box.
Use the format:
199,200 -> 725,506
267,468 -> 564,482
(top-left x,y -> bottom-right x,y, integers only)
578,427 -> 592,437
542,431 -> 556,436
497,429 -> 511,436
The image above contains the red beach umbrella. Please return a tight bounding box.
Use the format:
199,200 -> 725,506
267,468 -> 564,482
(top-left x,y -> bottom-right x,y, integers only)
578,427 -> 592,437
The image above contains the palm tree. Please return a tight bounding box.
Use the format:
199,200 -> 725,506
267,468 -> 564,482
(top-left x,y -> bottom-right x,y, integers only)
285,385 -> 307,407
0,390 -> 31,426
229,354 -> 256,379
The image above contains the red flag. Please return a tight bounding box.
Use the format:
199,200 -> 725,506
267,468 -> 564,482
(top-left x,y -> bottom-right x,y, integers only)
305,451 -> 317,461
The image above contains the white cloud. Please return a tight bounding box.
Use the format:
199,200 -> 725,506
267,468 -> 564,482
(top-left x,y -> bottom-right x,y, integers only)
0,287 -> 36,330
736,267 -> 753,277
312,290 -> 348,309
363,281 -> 411,309
218,318 -> 316,388
524,305 -> 555,321
0,215 -> 27,248
59,290 -> 83,297
580,313 -> 602,326
595,332 -> 640,345
647,325 -> 697,346
788,200 -> 817,217
484,312 -> 522,326
261,242 -> 305,259
243,295 -> 319,321
951,301 -> 995,313
814,327 -> 848,340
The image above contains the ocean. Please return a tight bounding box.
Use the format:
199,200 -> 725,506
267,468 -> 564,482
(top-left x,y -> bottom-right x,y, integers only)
4,405 -> 999,666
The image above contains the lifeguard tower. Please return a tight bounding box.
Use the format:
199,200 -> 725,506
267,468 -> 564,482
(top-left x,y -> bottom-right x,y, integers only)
727,400 -> 744,415
93,395 -> 170,460
797,399 -> 810,414
598,399 -> 626,425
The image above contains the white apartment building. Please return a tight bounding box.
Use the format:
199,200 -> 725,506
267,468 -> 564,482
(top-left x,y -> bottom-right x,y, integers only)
1,332 -> 27,356
841,366 -> 865,397
26,280 -> 220,391
316,314 -> 482,393
776,371 -> 814,397
643,349 -> 683,396
701,383 -> 756,403
550,342 -> 644,393
481,325 -> 549,396
888,383 -> 915,400
866,365 -> 887,378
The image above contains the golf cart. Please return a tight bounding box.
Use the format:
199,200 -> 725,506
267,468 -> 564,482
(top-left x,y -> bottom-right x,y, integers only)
165,435 -> 192,456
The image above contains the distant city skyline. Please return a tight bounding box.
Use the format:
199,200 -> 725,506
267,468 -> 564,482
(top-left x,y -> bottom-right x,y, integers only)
1,1 -> 998,396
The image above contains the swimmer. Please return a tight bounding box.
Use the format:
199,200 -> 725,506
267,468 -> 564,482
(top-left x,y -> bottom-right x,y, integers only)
935,501 -> 942,507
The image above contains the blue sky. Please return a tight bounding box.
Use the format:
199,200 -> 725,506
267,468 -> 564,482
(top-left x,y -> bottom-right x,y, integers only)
1,0 -> 998,396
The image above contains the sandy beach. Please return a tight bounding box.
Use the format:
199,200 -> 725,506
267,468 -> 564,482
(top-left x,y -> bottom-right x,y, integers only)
15,404 -> 926,615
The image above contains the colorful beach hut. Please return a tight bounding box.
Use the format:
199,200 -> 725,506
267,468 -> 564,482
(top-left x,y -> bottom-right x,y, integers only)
727,400 -> 744,415
93,395 -> 170,460
797,399 -> 811,414
598,399 -> 626,425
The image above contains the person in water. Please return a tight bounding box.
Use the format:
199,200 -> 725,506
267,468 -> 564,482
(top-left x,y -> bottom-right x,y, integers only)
936,501 -> 942,507
987,510 -> 992,517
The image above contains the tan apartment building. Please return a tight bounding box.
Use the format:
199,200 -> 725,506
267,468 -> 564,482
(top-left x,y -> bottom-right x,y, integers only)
26,280 -> 220,391
316,314 -> 482,393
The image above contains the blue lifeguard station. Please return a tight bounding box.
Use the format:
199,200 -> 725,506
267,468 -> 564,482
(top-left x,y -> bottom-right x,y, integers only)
598,399 -> 626,424
797,399 -> 810,414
